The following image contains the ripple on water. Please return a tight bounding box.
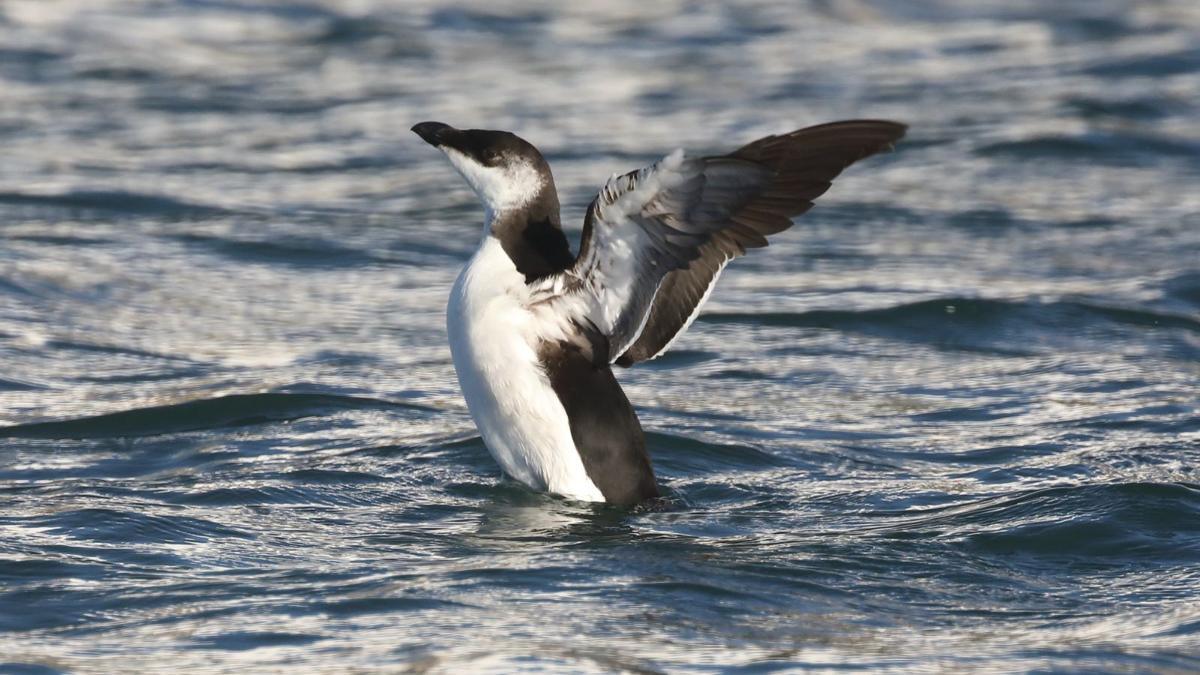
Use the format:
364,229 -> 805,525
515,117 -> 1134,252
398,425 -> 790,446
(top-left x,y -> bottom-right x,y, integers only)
0,392 -> 433,440
2,0 -> 1200,671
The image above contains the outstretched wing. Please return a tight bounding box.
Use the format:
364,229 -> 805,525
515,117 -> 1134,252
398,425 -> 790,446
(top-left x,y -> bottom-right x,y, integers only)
532,120 -> 907,365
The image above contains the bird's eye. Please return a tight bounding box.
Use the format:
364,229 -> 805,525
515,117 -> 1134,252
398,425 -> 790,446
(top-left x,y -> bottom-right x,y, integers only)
482,150 -> 502,165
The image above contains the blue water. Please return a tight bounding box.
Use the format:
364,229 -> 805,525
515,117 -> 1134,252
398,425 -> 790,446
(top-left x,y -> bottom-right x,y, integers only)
2,1 -> 1199,671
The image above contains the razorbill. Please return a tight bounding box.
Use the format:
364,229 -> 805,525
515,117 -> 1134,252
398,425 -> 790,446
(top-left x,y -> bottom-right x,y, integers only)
412,120 -> 906,505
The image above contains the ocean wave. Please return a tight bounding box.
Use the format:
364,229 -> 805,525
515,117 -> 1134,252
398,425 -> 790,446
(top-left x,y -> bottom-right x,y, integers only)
0,190 -> 227,219
975,131 -> 1200,165
1163,271 -> 1200,310
1081,46 -> 1200,77
646,431 -> 789,474
874,482 -> 1200,563
27,507 -> 254,545
958,483 -> 1200,562
0,392 -> 433,439
700,297 -> 1200,352
171,233 -> 382,268
0,376 -> 43,392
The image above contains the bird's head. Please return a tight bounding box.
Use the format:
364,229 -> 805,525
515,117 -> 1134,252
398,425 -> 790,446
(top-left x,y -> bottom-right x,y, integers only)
412,122 -> 553,219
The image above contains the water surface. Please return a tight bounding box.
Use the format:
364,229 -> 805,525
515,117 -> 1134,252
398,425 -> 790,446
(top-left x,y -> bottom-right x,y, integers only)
1,0 -> 1199,671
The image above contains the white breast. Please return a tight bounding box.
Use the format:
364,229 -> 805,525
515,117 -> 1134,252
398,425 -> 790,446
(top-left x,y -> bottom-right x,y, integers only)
446,236 -> 605,502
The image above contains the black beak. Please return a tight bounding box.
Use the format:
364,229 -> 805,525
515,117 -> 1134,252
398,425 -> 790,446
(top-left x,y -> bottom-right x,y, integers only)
411,121 -> 455,147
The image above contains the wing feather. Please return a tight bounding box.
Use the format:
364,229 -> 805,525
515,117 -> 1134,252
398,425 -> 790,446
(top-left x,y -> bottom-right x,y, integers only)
533,120 -> 907,365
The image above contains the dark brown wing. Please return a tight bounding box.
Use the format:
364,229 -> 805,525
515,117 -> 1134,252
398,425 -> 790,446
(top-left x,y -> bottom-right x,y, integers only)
614,120 -> 907,366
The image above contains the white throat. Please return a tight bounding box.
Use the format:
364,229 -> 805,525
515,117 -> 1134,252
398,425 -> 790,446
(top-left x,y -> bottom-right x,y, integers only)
441,148 -> 545,226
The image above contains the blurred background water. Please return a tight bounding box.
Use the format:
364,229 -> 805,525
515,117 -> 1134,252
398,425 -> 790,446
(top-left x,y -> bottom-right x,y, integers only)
1,0 -> 1199,672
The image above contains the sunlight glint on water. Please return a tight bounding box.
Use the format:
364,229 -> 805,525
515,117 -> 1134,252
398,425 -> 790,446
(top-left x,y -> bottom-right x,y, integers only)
1,1 -> 1199,672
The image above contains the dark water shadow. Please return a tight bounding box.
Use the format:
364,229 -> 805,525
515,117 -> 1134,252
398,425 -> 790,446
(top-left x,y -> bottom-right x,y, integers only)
0,393 -> 435,440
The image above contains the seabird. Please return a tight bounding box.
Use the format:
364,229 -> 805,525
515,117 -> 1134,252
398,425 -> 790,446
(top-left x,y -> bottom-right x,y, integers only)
412,119 -> 906,505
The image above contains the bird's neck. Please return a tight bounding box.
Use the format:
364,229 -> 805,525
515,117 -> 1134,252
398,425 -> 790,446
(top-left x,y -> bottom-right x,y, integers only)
484,187 -> 574,283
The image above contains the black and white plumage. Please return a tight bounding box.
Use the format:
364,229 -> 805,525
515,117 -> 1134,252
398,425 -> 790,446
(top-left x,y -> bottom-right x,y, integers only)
412,119 -> 906,505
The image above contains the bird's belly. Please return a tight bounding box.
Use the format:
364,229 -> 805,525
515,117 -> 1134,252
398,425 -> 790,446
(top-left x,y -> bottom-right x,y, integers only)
446,280 -> 605,502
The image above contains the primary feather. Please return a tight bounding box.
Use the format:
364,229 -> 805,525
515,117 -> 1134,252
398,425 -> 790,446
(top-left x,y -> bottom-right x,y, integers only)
533,120 -> 908,366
